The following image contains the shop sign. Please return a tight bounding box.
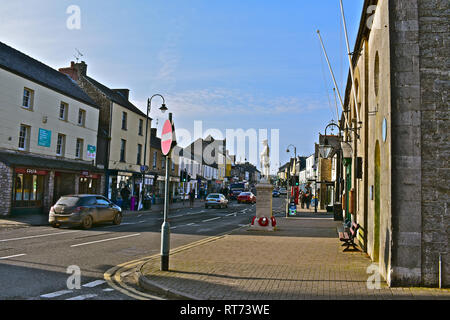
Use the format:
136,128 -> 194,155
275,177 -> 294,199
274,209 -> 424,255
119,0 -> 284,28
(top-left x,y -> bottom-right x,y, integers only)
118,172 -> 133,177
37,128 -> 52,147
87,144 -> 96,159
15,168 -> 48,175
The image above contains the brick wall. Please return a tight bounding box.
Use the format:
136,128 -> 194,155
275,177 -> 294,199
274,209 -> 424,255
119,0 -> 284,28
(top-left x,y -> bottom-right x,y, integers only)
418,0 -> 449,287
0,161 -> 13,216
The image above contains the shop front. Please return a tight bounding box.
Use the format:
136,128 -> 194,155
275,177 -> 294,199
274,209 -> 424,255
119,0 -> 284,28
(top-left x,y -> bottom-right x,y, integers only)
12,167 -> 47,214
79,171 -> 102,194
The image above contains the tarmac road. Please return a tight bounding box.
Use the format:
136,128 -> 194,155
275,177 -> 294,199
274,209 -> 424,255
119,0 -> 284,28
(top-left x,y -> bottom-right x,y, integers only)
0,198 -> 275,300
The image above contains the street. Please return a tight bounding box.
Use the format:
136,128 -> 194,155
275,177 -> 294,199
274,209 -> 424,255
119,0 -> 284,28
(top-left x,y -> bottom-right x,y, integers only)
0,199 -> 272,300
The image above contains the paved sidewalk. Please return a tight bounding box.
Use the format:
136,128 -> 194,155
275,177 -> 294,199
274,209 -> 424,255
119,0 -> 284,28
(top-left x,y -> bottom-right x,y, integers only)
138,215 -> 450,300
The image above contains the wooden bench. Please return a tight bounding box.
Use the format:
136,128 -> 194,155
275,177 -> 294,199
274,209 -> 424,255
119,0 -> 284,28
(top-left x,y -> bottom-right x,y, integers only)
338,222 -> 360,252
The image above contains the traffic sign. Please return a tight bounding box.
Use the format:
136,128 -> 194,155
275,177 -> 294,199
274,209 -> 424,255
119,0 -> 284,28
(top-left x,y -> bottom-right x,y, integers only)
161,119 -> 173,156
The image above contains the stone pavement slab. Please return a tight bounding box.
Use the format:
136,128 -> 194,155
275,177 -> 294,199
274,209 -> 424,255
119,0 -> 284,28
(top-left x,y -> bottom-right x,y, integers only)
138,216 -> 450,300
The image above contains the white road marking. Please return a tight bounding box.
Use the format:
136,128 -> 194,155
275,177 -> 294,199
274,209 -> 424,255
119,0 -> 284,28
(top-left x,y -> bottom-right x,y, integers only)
66,294 -> 98,300
0,230 -> 80,242
202,217 -> 221,222
103,288 -> 114,292
40,290 -> 73,298
0,253 -> 26,260
225,213 -> 235,216
170,226 -> 178,229
82,280 -> 106,288
70,233 -> 141,247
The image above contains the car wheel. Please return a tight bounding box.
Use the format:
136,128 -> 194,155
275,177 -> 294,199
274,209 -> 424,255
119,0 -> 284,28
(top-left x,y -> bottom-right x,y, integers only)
112,213 -> 122,225
51,223 -> 59,228
82,215 -> 93,229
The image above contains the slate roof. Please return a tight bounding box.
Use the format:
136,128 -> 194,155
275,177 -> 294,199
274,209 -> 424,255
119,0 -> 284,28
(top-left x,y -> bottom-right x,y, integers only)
83,75 -> 147,118
0,41 -> 97,108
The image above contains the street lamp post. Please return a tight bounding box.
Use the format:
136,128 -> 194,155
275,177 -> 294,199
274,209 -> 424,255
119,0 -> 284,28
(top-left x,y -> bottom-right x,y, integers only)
140,94 -> 168,211
286,144 -> 297,217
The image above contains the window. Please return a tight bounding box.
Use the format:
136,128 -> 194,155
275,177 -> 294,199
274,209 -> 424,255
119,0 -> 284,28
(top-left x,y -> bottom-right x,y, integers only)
76,138 -> 84,159
121,112 -> 127,130
56,134 -> 66,156
18,125 -> 30,151
137,144 -> 142,165
78,109 -> 86,126
120,139 -> 126,162
22,88 -> 33,109
153,151 -> 157,168
59,102 -> 68,121
172,160 -> 175,171
138,119 -> 143,136
162,156 -> 165,169
374,51 -> 380,97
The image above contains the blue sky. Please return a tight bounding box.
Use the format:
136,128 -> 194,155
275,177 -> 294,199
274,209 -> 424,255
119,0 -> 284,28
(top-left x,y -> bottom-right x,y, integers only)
0,0 -> 364,172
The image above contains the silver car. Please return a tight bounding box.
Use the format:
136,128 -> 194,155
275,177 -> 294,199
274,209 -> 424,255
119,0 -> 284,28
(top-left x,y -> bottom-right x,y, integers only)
205,193 -> 229,209
49,195 -> 122,229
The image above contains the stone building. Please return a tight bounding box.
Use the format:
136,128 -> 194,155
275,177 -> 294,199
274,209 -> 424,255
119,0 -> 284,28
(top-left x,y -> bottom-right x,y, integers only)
340,0 -> 448,287
0,42 -> 102,216
59,61 -> 151,206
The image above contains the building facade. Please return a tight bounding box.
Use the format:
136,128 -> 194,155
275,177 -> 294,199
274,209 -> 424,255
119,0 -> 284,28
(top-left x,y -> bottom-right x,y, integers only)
59,61 -> 151,207
340,0 -> 448,287
0,42 -> 101,216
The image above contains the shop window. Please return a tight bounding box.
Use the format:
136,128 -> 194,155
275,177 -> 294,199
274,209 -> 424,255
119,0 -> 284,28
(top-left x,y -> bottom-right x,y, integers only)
13,172 -> 45,208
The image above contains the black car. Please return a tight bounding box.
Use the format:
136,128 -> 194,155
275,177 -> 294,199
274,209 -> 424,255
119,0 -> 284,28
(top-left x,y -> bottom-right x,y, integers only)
49,195 -> 122,229
272,190 -> 280,197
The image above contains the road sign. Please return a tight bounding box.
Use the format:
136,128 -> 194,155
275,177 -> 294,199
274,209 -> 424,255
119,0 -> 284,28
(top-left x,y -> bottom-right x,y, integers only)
140,165 -> 148,173
161,119 -> 173,156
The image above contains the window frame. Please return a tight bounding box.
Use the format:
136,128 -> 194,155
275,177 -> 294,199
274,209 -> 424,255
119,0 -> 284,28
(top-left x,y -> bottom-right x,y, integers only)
75,138 -> 84,159
18,124 -> 30,151
59,102 -> 69,121
78,109 -> 86,126
121,112 -> 127,130
138,119 -> 143,136
137,143 -> 142,165
120,139 -> 126,162
22,88 -> 34,109
56,133 -> 66,156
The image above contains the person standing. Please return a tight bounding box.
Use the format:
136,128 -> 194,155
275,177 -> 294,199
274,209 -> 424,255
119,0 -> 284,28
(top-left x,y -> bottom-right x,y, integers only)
189,188 -> 195,208
120,186 -> 131,210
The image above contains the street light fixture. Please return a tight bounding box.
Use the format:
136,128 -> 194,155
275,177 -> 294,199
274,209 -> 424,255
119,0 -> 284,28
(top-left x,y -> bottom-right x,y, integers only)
141,94 -> 167,211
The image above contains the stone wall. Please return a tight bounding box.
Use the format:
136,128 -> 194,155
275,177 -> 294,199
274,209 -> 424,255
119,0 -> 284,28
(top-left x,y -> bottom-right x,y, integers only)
389,0 -> 423,287
418,0 -> 449,287
0,161 -> 13,216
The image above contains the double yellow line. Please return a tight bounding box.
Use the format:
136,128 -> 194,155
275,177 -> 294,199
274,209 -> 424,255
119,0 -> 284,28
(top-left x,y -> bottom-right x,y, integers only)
103,234 -> 226,300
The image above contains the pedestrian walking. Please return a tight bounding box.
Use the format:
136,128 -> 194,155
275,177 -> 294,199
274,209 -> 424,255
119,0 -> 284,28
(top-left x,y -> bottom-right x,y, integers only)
120,185 -> 131,210
189,188 -> 195,208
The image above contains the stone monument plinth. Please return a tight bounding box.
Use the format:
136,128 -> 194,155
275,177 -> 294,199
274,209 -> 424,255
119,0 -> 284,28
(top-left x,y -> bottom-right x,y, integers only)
250,179 -> 276,231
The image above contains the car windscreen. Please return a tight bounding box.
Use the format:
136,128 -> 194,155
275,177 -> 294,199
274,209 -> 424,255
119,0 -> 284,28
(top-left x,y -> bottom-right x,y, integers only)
207,195 -> 220,199
240,192 -> 250,196
230,184 -> 245,189
55,196 -> 81,206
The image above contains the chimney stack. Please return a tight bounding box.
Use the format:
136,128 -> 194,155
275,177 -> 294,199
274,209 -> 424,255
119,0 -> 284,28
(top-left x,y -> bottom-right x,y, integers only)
112,89 -> 130,100
59,60 -> 87,81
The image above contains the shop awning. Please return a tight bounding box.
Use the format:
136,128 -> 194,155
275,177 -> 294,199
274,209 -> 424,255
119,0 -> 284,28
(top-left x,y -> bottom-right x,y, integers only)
0,150 -> 103,173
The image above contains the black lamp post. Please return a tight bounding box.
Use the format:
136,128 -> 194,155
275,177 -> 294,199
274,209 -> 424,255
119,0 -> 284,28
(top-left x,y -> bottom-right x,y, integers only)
140,94 -> 167,210
285,144 -> 297,216
319,120 -> 344,220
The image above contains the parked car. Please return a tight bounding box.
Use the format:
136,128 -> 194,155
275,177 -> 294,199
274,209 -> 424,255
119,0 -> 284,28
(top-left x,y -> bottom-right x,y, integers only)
279,188 -> 287,195
272,190 -> 280,197
237,192 -> 256,204
49,195 -> 122,229
205,193 -> 229,209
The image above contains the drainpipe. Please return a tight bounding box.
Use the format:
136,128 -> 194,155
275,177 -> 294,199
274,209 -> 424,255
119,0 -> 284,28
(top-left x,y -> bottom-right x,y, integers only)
439,253 -> 442,289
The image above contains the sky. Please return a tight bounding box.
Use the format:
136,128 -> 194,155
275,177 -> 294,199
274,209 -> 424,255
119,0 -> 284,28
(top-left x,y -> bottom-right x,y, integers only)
0,0 -> 364,173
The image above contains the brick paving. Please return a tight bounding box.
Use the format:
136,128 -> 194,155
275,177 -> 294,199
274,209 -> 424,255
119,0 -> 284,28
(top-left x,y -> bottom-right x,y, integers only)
139,214 -> 450,300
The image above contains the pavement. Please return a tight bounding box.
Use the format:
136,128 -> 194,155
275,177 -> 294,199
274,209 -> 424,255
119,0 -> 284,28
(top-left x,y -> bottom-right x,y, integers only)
0,199 -> 205,229
137,210 -> 450,300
